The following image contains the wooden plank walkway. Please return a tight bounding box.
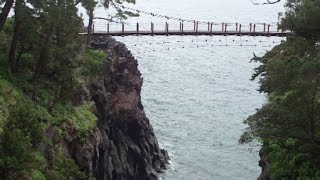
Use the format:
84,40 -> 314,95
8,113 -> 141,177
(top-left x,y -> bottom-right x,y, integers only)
92,30 -> 286,37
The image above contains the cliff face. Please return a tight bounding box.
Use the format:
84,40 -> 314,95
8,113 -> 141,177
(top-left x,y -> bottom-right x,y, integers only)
61,36 -> 169,180
257,148 -> 269,180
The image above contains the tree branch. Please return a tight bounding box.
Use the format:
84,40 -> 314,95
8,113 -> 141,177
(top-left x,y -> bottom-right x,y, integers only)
251,0 -> 281,5
263,0 -> 281,5
74,0 -> 82,6
93,17 -> 121,23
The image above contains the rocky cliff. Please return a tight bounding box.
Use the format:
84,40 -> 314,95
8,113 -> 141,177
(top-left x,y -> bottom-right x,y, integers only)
60,36 -> 169,180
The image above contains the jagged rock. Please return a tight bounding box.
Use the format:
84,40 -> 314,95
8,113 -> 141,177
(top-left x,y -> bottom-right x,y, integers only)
63,35 -> 169,180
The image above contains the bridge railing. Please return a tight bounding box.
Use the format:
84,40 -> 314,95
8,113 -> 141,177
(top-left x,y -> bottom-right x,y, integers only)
91,20 -> 284,36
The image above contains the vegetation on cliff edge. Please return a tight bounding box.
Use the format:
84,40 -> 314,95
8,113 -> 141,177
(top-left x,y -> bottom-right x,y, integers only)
0,0 -> 108,178
241,0 -> 320,179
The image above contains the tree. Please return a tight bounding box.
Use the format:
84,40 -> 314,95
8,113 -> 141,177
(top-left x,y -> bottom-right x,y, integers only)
8,0 -> 24,68
280,0 -> 320,38
3,0 -> 85,98
241,0 -> 320,178
82,0 -> 97,47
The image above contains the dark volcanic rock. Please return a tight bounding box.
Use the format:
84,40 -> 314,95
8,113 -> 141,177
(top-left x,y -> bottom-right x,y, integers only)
257,148 -> 269,180
64,36 -> 169,180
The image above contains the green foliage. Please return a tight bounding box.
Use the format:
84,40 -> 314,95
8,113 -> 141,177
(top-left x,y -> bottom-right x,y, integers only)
72,102 -> 97,137
52,102 -> 97,140
0,18 -> 13,52
0,5 -> 103,177
242,0 -> 320,178
261,141 -> 320,179
76,49 -> 106,83
0,73 -> 97,178
242,37 -> 320,178
0,92 -> 48,175
6,99 -> 49,144
0,0 -> 126,178
46,152 -> 86,179
0,62 -> 98,178
3,0 -> 87,102
241,37 -> 320,142
280,0 -> 320,38
31,169 -> 46,180
0,79 -> 22,133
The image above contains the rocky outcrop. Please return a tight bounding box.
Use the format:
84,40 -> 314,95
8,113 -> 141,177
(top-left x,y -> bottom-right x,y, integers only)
257,148 -> 269,180
62,36 -> 169,180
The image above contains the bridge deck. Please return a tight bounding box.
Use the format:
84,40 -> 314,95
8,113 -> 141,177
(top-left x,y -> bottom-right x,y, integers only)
92,30 -> 286,37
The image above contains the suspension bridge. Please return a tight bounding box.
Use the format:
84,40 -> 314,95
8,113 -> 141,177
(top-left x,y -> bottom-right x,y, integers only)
85,5 -> 287,37
89,21 -> 286,37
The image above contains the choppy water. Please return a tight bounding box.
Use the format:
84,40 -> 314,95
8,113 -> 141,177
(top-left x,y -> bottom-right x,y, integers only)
89,0 -> 285,179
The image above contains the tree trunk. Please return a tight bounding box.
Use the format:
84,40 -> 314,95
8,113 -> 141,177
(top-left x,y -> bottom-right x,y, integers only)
0,0 -> 14,33
86,9 -> 93,47
9,24 -> 20,68
9,4 -> 21,70
33,34 -> 51,79
8,0 -> 23,69
56,0 -> 66,46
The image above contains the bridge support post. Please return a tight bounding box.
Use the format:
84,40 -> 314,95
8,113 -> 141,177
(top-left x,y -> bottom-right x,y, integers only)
180,22 -> 182,31
210,23 -> 213,34
151,22 -> 154,36
224,24 -> 227,35
208,22 -> 210,31
92,22 -> 95,34
236,23 -> 238,32
196,21 -> 199,34
107,23 -> 110,34
263,23 -> 266,32
182,23 -> 184,34
222,22 -> 224,31
253,24 -> 256,36
239,24 -> 242,35
166,22 -> 169,36
122,23 -> 124,36
136,22 -> 139,35
267,24 -> 270,36
194,21 -> 196,31
249,23 -> 252,32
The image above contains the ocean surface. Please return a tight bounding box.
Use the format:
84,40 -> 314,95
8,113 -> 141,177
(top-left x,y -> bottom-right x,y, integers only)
88,1 -> 285,179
